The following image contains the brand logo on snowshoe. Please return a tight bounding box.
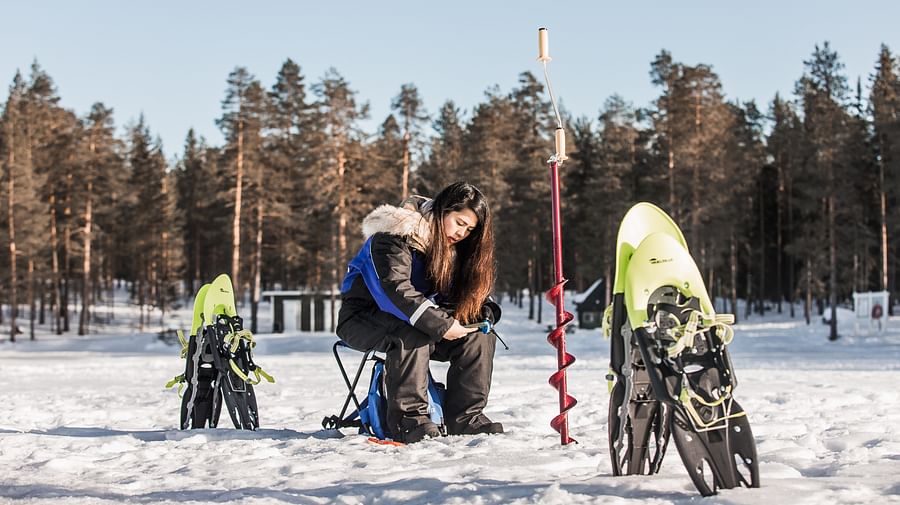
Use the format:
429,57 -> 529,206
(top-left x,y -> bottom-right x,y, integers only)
650,257 -> 673,264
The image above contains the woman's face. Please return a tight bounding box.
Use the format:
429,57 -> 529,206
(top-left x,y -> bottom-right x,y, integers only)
442,208 -> 479,246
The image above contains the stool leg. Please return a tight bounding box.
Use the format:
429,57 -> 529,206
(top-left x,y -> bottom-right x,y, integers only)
331,342 -> 376,435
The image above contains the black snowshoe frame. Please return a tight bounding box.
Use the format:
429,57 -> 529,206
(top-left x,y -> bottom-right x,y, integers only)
609,289 -> 759,496
180,313 -> 260,430
608,294 -> 672,476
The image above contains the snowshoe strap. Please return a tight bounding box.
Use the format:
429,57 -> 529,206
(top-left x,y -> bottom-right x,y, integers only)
221,328 -> 276,385
679,381 -> 746,430
224,329 -> 256,353
666,311 -> 735,358
165,373 -> 187,397
601,304 -> 613,340
166,330 -> 193,396
176,330 -> 189,359
227,360 -> 276,385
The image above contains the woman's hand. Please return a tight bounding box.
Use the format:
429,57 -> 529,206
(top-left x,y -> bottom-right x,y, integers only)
442,319 -> 472,341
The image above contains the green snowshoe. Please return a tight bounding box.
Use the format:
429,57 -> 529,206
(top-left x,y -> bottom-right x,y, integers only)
604,202 -> 759,496
167,274 -> 274,430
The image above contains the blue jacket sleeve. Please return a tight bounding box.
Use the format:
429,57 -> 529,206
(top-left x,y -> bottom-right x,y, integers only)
361,233 -> 455,341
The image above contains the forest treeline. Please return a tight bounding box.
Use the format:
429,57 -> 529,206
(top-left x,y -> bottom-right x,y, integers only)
2,41 -> 899,341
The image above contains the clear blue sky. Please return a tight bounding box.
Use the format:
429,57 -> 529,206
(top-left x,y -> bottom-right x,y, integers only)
3,1 -> 899,157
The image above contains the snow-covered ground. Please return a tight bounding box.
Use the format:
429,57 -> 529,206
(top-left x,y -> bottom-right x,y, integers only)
2,293 -> 900,504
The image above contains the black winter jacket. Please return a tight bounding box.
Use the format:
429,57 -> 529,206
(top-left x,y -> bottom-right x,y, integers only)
340,199 -> 455,341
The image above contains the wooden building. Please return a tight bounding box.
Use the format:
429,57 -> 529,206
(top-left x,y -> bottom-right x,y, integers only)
573,278 -> 606,330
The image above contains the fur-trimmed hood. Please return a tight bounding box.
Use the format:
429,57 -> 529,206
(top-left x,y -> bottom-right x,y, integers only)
361,196 -> 433,253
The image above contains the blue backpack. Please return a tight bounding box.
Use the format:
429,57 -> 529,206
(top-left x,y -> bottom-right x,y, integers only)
353,359 -> 446,440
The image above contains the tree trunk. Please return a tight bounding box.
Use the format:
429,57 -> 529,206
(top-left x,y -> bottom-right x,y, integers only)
536,227 -> 542,326
728,230 -> 738,323
63,172 -> 73,333
787,178 -> 795,318
39,277 -> 45,325
330,232 -> 337,333
7,143 -> 17,343
137,277 -> 144,331
251,199 -> 263,334
28,258 -> 34,340
528,230 -> 535,320
50,195 -> 61,334
744,268 -> 752,321
805,256 -> 811,325
758,177 -> 766,316
667,145 -> 676,219
335,147 -> 348,332
880,147 -> 889,293
193,220 -> 201,294
160,175 -> 170,327
776,152 -> 784,314
401,131 -> 410,200
828,191 -> 838,341
232,117 -> 244,300
79,178 -> 93,335
337,149 -> 348,282
108,271 -> 114,322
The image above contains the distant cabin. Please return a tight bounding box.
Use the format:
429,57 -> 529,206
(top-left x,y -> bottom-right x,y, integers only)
573,278 -> 606,329
261,290 -> 340,333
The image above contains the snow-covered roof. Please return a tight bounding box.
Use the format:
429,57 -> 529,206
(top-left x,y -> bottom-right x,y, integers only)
573,278 -> 604,304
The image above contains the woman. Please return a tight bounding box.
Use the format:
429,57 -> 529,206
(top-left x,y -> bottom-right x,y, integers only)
337,182 -> 503,443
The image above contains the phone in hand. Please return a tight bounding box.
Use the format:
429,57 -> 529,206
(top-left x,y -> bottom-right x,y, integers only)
463,320 -> 492,334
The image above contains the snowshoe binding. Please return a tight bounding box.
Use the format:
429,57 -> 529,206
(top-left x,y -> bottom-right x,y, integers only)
604,202 -> 759,496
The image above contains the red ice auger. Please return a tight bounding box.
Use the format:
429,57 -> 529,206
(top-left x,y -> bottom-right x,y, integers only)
537,27 -> 576,445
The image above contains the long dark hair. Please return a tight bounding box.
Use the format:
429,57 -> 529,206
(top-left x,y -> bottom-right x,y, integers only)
427,182 -> 495,324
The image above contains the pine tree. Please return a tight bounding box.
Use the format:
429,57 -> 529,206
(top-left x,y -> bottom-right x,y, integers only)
598,97 -> 643,297
722,101 -> 764,321
176,129 -> 216,294
124,117 -> 179,328
1,72 -> 27,341
563,115 -> 599,291
239,81 -> 272,333
391,84 -> 428,200
266,58 -> 314,291
870,45 -> 900,298
649,50 -> 680,218
459,87 -> 516,205
416,100 -> 464,195
795,42 -> 851,340
505,72 -> 553,321
217,67 -> 265,301
369,114 -> 404,204
767,93 -> 803,316
5,63 -> 66,339
313,69 -> 368,329
78,103 -> 120,334
844,80 -> 879,295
